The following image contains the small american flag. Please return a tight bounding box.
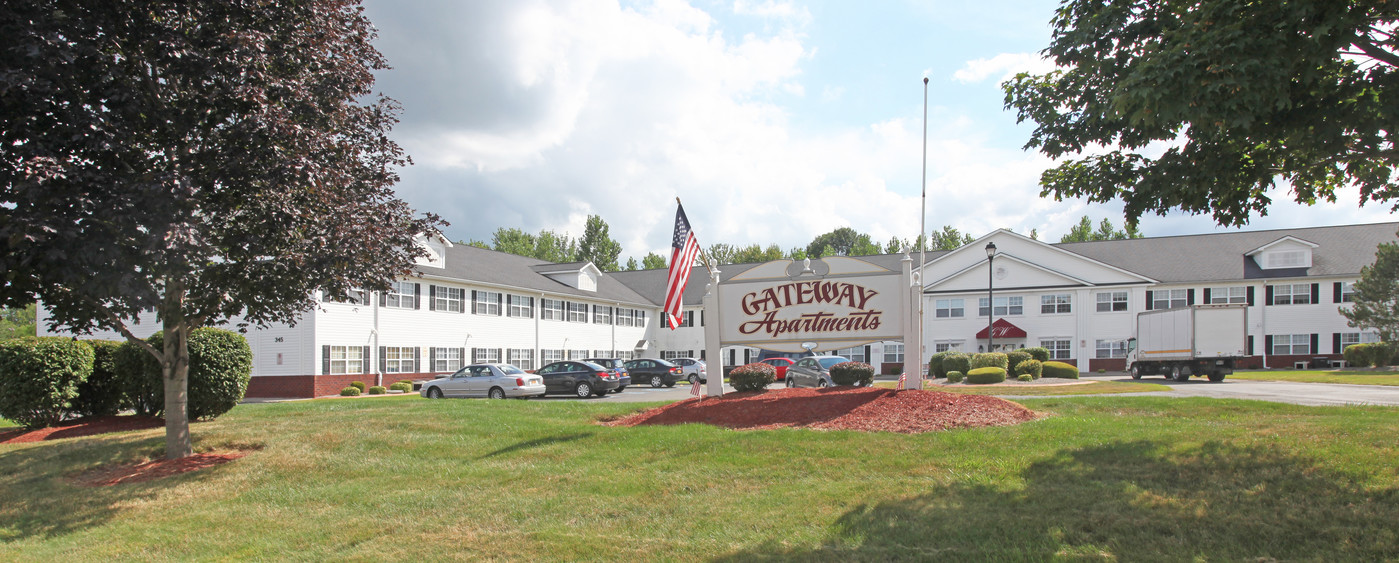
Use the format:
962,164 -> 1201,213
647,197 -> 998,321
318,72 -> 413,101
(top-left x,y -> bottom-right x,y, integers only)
690,379 -> 703,398
896,372 -> 907,390
663,203 -> 701,330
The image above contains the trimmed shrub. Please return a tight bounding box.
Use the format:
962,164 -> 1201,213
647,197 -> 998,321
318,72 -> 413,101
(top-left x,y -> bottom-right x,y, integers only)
110,329 -> 252,420
1344,343 -> 1394,368
728,362 -> 776,392
829,362 -> 875,387
970,352 -> 1008,371
1042,361 -> 1080,379
367,385 -> 386,395
395,379 -> 412,386
1017,374 -> 1033,382
113,337 -> 162,416
946,371 -> 965,383
1006,350 -> 1031,374
350,381 -> 367,393
388,382 -> 412,392
1015,359 -> 1043,379
0,337 -> 95,428
70,340 -> 128,418
928,351 -> 950,378
1024,347 -> 1050,363
966,367 -> 1007,384
1097,368 -> 1106,374
943,352 -> 971,376
340,386 -> 361,396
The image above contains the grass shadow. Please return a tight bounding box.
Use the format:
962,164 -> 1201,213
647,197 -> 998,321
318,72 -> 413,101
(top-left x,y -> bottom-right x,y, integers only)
478,433 -> 594,459
715,440 -> 1399,561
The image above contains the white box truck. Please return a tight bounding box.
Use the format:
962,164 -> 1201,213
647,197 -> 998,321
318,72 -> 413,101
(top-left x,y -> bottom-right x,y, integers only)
1126,304 -> 1248,382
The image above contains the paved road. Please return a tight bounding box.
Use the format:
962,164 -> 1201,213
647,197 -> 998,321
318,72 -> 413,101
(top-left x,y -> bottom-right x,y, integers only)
1059,374 -> 1399,407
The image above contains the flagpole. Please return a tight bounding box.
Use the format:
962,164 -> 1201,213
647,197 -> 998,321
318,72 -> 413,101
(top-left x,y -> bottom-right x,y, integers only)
676,197 -> 717,275
918,76 -> 929,387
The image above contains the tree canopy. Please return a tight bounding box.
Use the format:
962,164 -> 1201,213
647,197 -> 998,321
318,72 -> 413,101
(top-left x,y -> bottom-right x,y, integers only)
1004,0 -> 1399,227
0,0 -> 440,457
577,215 -> 623,271
1341,234 -> 1399,343
1060,216 -> 1144,243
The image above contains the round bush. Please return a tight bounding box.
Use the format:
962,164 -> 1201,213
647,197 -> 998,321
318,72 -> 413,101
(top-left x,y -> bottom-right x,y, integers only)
388,382 -> 412,392
946,371 -> 965,383
966,367 -> 1007,384
113,338 -> 162,416
367,385 -> 386,395
70,340 -> 128,418
728,362 -> 775,392
111,329 -> 252,420
1042,361 -> 1080,379
0,337 -> 95,428
1023,347 -> 1050,363
928,351 -> 950,378
395,379 -> 413,386
1015,359 -> 1043,379
1017,373 -> 1033,382
1344,342 -> 1394,368
943,352 -> 971,376
829,362 -> 875,386
970,352 -> 1008,371
350,381 -> 367,393
340,386 -> 361,396
1006,350 -> 1031,373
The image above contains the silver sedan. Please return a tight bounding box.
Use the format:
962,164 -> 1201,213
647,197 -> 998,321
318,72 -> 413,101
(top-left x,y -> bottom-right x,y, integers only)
420,364 -> 546,399
784,356 -> 852,388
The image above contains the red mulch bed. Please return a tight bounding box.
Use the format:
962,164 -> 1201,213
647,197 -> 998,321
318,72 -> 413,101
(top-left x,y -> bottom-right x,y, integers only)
602,387 -> 1040,434
68,450 -> 250,487
0,415 -> 164,444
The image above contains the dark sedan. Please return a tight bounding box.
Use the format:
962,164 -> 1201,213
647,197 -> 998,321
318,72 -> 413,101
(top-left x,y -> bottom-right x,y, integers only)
785,356 -> 852,388
583,358 -> 631,393
536,360 -> 620,398
623,358 -> 685,388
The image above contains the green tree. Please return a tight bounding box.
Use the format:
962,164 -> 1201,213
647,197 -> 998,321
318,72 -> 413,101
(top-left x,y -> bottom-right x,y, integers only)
885,237 -> 905,254
1060,216 -> 1143,243
1004,0 -> 1399,228
625,257 -> 638,271
806,227 -> 862,257
706,243 -> 737,265
0,305 -> 36,340
642,252 -> 667,270
0,0 -> 441,458
849,234 -> 882,256
1341,234 -> 1399,343
930,226 -> 974,250
787,247 -> 809,261
534,230 -> 576,263
577,215 -> 622,271
491,228 -> 537,256
464,240 -> 491,249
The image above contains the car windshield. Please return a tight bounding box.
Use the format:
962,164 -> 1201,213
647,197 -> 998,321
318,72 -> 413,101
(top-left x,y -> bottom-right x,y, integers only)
818,357 -> 848,369
499,365 -> 524,375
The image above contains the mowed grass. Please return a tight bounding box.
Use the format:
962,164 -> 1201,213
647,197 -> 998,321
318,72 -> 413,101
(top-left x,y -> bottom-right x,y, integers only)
2,395 -> 1397,561
909,380 -> 1171,396
1229,369 -> 1399,386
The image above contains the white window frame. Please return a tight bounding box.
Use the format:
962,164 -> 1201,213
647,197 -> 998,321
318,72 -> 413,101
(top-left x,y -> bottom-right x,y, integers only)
1272,283 -> 1312,305
383,346 -> 415,373
1040,294 -> 1072,315
660,350 -> 690,361
384,281 -> 417,309
978,296 -> 1023,316
883,343 -> 904,363
1340,332 -> 1380,350
473,347 -> 502,364
507,348 -> 534,371
1271,334 -> 1311,355
325,290 -> 368,306
568,349 -> 589,360
1095,339 -> 1128,359
615,350 -> 633,361
329,345 -> 364,374
541,349 -> 564,364
1096,291 -> 1128,312
566,302 -> 589,323
593,305 -> 613,325
836,346 -> 865,363
616,307 -> 635,327
541,298 -> 565,321
935,299 -> 964,318
1266,250 -> 1306,269
934,340 -> 963,353
508,295 -> 534,318
1208,286 -> 1248,304
434,287 -> 465,313
1340,282 -> 1356,303
433,347 -> 461,372
1152,289 -> 1188,310
1040,339 -> 1072,360
473,290 -> 502,316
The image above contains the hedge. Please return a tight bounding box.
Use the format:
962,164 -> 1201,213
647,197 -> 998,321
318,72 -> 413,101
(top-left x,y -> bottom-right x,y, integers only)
1343,343 -> 1394,368
943,352 -> 971,377
928,351 -> 950,378
966,367 -> 1007,384
70,340 -> 127,418
728,362 -> 775,392
970,352 -> 1008,371
113,338 -> 163,416
829,362 -> 875,386
1015,359 -> 1043,379
1042,361 -> 1079,379
946,371 -> 965,383
1023,347 -> 1050,363
1006,350 -> 1032,374
113,329 -> 252,420
0,337 -> 95,428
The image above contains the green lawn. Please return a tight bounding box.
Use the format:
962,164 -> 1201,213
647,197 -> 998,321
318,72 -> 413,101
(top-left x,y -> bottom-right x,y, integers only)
1229,369 -> 1399,386
0,417 -> 15,429
908,380 -> 1171,396
2,395 -> 1397,561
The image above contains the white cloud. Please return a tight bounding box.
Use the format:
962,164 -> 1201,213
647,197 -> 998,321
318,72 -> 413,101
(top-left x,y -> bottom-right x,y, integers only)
952,52 -> 1057,84
732,0 -> 812,26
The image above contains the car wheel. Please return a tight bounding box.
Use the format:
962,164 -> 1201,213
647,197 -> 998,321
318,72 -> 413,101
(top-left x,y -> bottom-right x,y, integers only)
575,382 -> 593,398
1174,366 -> 1192,382
785,377 -> 794,388
818,379 -> 828,388
1208,371 -> 1226,382
594,389 -> 609,397
427,387 -> 443,399
488,387 -> 506,400
688,374 -> 699,384
1130,365 -> 1142,380
650,375 -> 663,388
614,386 -> 627,393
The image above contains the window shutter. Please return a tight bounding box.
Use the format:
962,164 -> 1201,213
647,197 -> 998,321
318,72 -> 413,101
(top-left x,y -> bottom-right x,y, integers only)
1333,282 -> 1342,303
459,347 -> 466,365
322,345 -> 331,375
506,295 -> 514,318
1186,289 -> 1195,306
429,286 -> 437,311
429,347 -> 437,371
1310,334 -> 1319,354
362,346 -> 371,374
1145,291 -> 1154,310
380,291 -> 387,307
414,284 -> 422,309
701,310 -> 705,326
413,347 -> 421,372
470,347 -> 477,364
1333,333 -> 1342,354
1202,288 -> 1211,303
496,293 -> 503,316
459,291 -> 466,314
471,290 -> 477,314
379,346 -> 386,373
1247,286 -> 1255,306
1265,285 -> 1273,305
1247,335 -> 1254,356
1310,283 -> 1320,304
1264,335 -> 1273,354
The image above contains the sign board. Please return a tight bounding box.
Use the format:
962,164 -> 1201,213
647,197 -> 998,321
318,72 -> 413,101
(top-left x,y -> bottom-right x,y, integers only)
715,256 -> 906,353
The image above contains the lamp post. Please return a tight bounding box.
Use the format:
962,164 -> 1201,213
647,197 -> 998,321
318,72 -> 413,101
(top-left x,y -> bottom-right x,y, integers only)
985,242 -> 997,353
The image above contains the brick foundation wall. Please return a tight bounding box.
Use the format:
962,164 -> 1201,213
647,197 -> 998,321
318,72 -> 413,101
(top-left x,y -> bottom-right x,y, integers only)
1087,358 -> 1126,372
1262,353 -> 1342,369
246,372 -> 440,399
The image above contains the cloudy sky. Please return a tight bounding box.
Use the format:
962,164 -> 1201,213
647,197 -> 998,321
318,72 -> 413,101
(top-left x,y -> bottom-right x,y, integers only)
361,0 -> 1394,263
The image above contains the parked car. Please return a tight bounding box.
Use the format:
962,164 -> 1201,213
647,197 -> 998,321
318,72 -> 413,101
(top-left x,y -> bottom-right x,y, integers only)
759,357 -> 795,380
785,356 -> 853,388
583,358 -> 631,393
623,358 -> 685,388
420,364 -> 546,399
671,357 -> 707,384
535,360 -> 620,398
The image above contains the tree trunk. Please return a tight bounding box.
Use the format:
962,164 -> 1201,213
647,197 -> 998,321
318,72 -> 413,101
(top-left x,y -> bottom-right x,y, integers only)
161,280 -> 192,459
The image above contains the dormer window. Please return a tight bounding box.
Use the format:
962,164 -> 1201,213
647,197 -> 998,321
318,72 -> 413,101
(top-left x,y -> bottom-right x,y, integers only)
1247,236 -> 1316,270
1266,250 -> 1306,268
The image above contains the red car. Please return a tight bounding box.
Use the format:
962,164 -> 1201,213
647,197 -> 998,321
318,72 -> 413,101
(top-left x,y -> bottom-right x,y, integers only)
760,357 -> 795,380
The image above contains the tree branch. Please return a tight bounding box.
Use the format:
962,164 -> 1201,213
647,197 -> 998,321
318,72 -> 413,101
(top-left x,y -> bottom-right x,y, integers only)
1352,36 -> 1399,68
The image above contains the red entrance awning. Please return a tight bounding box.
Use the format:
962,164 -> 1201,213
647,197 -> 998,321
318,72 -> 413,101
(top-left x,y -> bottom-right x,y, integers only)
975,318 -> 1027,339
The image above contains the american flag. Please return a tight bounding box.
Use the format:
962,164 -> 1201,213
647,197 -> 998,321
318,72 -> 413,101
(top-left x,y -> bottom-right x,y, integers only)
896,372 -> 907,390
690,378 -> 703,398
664,203 -> 701,330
